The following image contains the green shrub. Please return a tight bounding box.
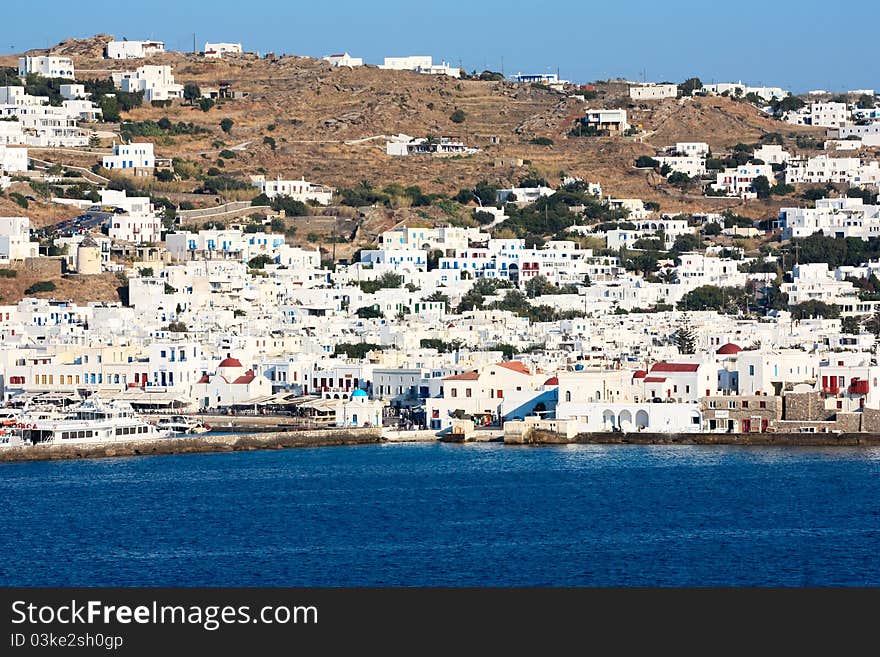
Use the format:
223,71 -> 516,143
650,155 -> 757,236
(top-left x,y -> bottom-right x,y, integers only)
25,281 -> 56,294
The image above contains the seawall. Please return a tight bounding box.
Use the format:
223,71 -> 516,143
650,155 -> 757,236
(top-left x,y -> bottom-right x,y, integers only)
0,428 -> 383,463
505,430 -> 880,447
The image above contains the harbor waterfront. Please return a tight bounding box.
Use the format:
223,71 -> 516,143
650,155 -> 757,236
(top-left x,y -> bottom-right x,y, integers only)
2,442 -> 880,587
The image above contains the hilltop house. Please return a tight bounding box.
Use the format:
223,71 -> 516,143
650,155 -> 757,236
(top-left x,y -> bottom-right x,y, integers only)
323,53 -> 363,67
380,56 -> 460,77
629,83 -> 678,100
386,134 -> 478,157
105,40 -> 165,59
250,175 -> 333,205
204,42 -> 242,58
581,109 -> 629,135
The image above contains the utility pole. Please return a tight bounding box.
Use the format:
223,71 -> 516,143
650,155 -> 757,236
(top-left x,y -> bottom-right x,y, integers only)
192,33 -> 196,54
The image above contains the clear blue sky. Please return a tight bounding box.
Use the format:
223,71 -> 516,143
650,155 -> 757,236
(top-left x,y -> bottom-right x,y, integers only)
6,0 -> 877,93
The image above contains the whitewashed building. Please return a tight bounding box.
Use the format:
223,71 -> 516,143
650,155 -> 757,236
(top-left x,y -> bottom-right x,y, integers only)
250,176 -> 333,205
0,145 -> 27,173
18,56 -> 74,79
114,66 -> 183,102
785,155 -> 880,186
655,155 -> 706,178
753,144 -> 791,166
0,217 -> 38,262
102,142 -> 156,176
582,109 -> 629,135
780,197 -> 880,240
629,83 -> 678,100
99,190 -> 162,244
786,102 -> 849,128
712,163 -> 774,198
105,40 -> 166,59
203,42 -> 242,58
380,56 -> 460,77
323,53 -> 363,67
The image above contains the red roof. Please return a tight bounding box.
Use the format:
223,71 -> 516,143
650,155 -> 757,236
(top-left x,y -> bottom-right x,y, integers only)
716,343 -> 742,355
232,371 -> 255,385
443,371 -> 479,381
650,362 -> 699,373
633,370 -> 647,379
497,361 -> 530,375
543,376 -> 559,386
219,357 -> 242,368
643,376 -> 667,383
196,374 -> 210,384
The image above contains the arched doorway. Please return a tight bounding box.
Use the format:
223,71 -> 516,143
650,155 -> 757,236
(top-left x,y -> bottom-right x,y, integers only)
635,409 -> 649,430
602,410 -> 616,429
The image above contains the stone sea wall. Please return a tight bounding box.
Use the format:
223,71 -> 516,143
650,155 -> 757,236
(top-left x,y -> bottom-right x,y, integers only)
505,429 -> 880,447
0,428 -> 383,463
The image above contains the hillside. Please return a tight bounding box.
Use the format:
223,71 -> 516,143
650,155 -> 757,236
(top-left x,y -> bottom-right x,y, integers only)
1,40 -> 822,218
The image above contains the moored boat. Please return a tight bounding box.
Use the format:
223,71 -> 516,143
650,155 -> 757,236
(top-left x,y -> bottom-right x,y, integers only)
13,399 -> 170,445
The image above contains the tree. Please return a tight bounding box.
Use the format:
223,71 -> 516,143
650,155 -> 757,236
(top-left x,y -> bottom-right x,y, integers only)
752,175 -> 771,199
841,316 -> 861,335
658,268 -> 679,284
473,180 -> 498,206
524,275 -> 556,298
248,254 -> 275,269
220,118 -> 234,134
864,310 -> 880,338
635,155 -> 660,168
678,77 -> 703,96
671,234 -> 703,253
183,82 -> 201,105
355,306 -> 383,319
702,222 -> 721,236
199,98 -> 215,112
677,285 -> 735,311
790,300 -> 839,319
263,135 -> 276,151
450,109 -> 466,123
674,318 -> 697,354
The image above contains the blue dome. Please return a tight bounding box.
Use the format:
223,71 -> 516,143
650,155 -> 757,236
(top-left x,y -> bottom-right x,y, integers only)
574,364 -> 584,371
351,388 -> 368,398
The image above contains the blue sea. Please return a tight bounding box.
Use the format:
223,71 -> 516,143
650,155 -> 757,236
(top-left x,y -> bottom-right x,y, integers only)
1,443 -> 880,586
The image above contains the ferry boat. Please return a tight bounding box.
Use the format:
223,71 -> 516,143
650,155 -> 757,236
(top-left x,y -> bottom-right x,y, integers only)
13,399 -> 171,445
156,416 -> 211,435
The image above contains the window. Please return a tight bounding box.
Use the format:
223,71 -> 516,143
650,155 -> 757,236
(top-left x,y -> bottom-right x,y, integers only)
749,365 -> 755,376
759,401 -> 767,409
465,388 -> 472,398
728,401 -> 736,409
742,400 -> 749,409
451,389 -> 457,398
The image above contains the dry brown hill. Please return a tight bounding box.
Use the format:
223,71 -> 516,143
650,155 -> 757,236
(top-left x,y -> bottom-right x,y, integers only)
7,47 -> 818,209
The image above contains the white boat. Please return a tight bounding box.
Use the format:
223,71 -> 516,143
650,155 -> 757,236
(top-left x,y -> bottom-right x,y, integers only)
13,399 -> 170,445
156,416 -> 211,435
